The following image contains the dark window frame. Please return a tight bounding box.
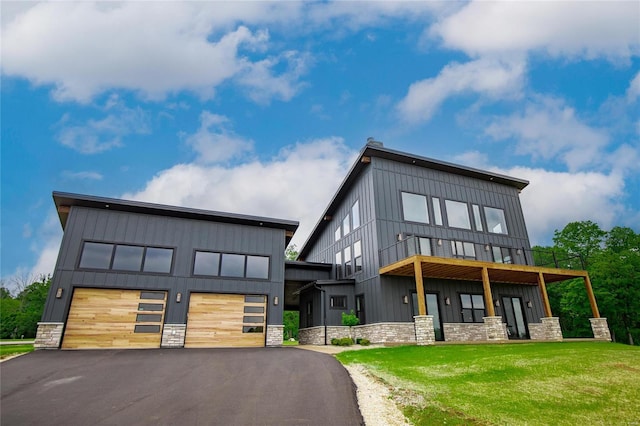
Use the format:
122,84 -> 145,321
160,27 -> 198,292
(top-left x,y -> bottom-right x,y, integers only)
451,240 -> 476,260
460,293 -> 486,323
401,191 -> 430,224
484,206 -> 509,235
444,199 -> 472,230
78,241 -> 175,275
330,295 -> 347,310
192,250 -> 271,280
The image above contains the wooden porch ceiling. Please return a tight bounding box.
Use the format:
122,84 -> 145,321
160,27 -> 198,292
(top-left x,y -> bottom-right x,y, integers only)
379,255 -> 588,285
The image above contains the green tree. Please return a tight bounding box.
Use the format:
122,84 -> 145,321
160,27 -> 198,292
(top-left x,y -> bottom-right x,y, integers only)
552,220 -> 606,267
0,296 -> 20,339
285,244 -> 299,261
283,310 -> 299,340
14,279 -> 51,338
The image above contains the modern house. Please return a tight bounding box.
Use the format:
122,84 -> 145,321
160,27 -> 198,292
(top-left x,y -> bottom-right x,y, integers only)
35,142 -> 611,349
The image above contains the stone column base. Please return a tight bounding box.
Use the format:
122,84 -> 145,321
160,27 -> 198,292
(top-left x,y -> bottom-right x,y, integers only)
542,317 -> 563,341
34,322 -> 64,349
484,316 -> 508,341
161,324 -> 186,348
590,318 -> 612,341
414,315 -> 435,346
266,325 -> 284,347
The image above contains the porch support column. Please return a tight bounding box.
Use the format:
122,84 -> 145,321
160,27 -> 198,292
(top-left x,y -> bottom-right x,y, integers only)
481,267 -> 495,317
414,260 -> 426,316
537,272 -> 553,318
583,274 -> 600,318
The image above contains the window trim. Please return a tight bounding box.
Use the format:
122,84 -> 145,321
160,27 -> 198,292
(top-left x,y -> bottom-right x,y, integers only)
192,250 -> 271,280
78,241 -> 175,275
484,206 -> 509,235
351,200 -> 361,230
451,240 -> 476,260
460,293 -> 486,323
444,199 -> 472,230
330,295 -> 348,310
401,191 -> 430,224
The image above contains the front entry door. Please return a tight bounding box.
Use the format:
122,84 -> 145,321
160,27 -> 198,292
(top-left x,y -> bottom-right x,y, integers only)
502,296 -> 529,339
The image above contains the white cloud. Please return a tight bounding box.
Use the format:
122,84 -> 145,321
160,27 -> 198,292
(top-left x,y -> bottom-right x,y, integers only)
25,211 -> 63,280
485,96 -> 609,172
396,57 -> 525,123
123,137 -> 357,249
56,103 -> 150,154
503,167 -> 626,245
430,1 -> 640,60
184,112 -> 254,164
61,171 -> 104,181
627,71 -> 640,101
1,2 -> 307,103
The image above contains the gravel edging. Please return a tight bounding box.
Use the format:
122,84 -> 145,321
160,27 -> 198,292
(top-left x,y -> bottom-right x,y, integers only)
343,364 -> 411,426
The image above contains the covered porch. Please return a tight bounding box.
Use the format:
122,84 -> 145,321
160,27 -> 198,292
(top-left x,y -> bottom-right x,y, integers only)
380,254 -> 611,344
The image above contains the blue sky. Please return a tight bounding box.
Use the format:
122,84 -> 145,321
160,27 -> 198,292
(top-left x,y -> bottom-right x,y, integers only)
1,1 -> 639,285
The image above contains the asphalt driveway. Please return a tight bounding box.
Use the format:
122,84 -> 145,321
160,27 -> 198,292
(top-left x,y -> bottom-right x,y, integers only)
1,348 -> 363,425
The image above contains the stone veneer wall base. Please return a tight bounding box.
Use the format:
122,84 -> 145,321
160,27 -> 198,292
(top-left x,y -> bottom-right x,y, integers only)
34,322 -> 64,349
266,325 -> 284,347
161,324 -> 186,348
299,322 -> 416,345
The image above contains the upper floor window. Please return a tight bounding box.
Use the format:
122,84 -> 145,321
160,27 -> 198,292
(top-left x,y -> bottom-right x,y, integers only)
472,204 -> 483,231
342,214 -> 351,236
485,207 -> 508,234
193,250 -> 269,279
492,246 -> 512,264
335,251 -> 342,279
445,200 -> 471,230
353,240 -> 363,273
334,227 -> 341,242
344,246 -> 352,276
460,294 -> 485,323
351,200 -> 360,229
402,192 -> 429,223
432,198 -> 443,226
79,242 -> 173,274
451,240 -> 476,260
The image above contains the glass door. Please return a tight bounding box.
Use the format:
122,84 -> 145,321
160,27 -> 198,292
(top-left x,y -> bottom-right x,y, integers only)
412,292 -> 444,341
501,296 -> 529,339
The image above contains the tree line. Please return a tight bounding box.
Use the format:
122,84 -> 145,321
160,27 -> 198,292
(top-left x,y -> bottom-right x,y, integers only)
537,221 -> 639,345
0,276 -> 51,339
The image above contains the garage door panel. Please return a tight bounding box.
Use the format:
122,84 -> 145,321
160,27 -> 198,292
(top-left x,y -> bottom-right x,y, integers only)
185,293 -> 266,348
62,288 -> 166,349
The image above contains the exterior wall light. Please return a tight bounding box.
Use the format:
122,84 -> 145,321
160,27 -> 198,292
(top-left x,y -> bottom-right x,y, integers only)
445,297 -> 451,305
437,239 -> 443,246
273,296 -> 279,306
55,288 -> 63,299
485,244 -> 490,252
402,295 -> 409,304
516,248 -> 522,255
176,292 -> 182,303
526,300 -> 533,308
494,299 -> 500,307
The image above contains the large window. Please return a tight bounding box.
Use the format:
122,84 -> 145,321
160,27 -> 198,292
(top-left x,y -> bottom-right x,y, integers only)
485,207 -> 508,234
445,200 -> 471,229
451,240 -> 476,259
344,246 -> 352,276
353,240 -> 362,273
402,192 -> 429,223
460,294 -> 485,323
194,251 -> 270,279
79,242 -> 173,274
342,214 -> 351,236
351,200 -> 360,229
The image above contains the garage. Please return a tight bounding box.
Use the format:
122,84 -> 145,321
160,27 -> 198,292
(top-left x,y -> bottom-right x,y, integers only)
185,293 -> 266,348
62,288 -> 167,349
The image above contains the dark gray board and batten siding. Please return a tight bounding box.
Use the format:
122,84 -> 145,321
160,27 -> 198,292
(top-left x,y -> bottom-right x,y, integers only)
43,206 -> 287,326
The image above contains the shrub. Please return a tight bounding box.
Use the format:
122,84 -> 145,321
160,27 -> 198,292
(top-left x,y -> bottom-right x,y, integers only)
331,337 -> 353,346
331,338 -> 339,345
359,338 -> 370,346
341,310 -> 359,327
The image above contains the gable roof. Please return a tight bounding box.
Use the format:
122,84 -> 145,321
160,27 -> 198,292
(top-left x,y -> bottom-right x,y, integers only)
53,191 -> 299,244
297,142 -> 529,260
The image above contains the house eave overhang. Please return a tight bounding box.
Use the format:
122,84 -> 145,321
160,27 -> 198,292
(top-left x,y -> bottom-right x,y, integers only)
380,255 -> 588,285
53,191 -> 299,244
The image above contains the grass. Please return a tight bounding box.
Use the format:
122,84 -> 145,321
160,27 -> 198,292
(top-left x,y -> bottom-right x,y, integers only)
282,340 -> 299,346
0,344 -> 34,359
336,342 -> 640,425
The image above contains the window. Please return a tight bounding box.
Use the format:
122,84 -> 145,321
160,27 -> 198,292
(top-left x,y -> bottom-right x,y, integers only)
143,247 -> 173,273
342,214 -> 351,236
330,295 -> 347,309
351,200 -> 360,229
193,251 -> 220,276
432,197 -> 443,226
472,204 -> 483,231
246,255 -> 269,279
79,242 -> 114,269
451,241 -> 476,259
355,294 -> 365,324
401,192 -> 429,223
220,253 -> 245,277
112,245 -> 144,271
245,295 -> 266,303
335,251 -> 342,279
485,207 -> 508,234
353,240 -> 362,273
79,242 -> 173,274
445,200 -> 471,229
344,246 -> 352,276
492,246 -> 513,264
335,227 -> 341,242
460,294 -> 485,323
408,237 -> 432,256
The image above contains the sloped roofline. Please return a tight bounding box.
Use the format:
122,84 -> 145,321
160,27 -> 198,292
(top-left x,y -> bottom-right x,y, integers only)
52,191 -> 299,244
297,142 -> 529,259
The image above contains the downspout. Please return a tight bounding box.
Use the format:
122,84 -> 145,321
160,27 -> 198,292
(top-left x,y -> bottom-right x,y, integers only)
313,282 -> 327,345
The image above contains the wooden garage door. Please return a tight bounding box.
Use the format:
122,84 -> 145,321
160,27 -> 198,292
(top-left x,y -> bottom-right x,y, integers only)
62,288 -> 166,349
184,293 -> 266,348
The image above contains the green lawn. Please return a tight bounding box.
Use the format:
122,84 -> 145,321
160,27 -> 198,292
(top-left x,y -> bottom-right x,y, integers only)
0,344 -> 34,359
336,342 -> 640,425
